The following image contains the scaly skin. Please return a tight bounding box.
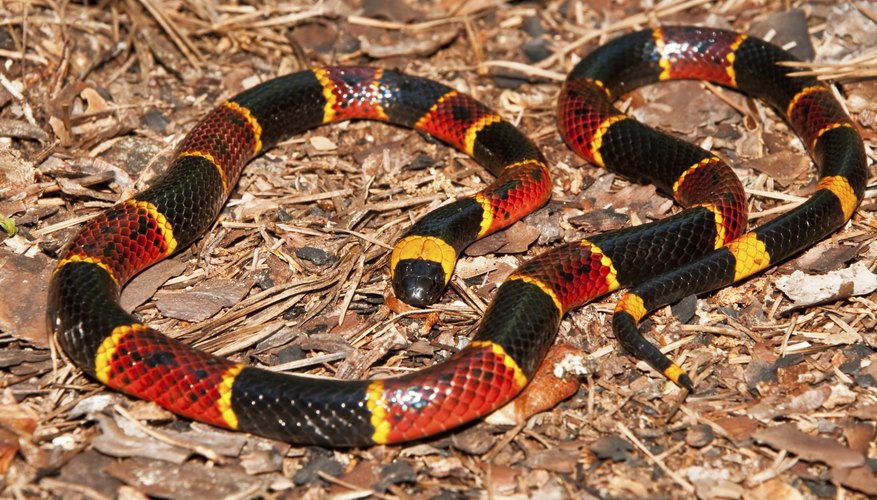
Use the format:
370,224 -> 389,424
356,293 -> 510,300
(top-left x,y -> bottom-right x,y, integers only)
48,27 -> 867,446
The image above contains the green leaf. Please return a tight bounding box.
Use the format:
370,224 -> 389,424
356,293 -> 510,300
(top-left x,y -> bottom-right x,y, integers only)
0,216 -> 17,237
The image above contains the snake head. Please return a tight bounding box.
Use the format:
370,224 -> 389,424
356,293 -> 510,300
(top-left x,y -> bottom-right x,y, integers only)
392,259 -> 446,308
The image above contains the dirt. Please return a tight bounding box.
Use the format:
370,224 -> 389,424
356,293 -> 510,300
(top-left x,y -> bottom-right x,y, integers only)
1,0 -> 876,498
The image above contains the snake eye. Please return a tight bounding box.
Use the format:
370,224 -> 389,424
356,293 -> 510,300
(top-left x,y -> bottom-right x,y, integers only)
392,259 -> 446,307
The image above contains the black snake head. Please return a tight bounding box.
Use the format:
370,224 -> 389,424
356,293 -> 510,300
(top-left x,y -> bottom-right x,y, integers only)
392,259 -> 446,308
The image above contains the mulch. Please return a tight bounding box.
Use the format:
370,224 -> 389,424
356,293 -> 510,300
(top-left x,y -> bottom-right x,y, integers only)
1,0 -> 876,498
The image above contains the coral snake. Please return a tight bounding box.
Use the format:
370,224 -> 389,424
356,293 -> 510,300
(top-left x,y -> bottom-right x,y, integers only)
48,26 -> 867,447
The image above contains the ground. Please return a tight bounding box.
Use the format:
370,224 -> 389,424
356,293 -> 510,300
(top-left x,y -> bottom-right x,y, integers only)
1,0 -> 876,498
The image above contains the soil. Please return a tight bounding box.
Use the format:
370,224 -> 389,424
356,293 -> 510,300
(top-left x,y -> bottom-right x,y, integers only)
1,0 -> 876,498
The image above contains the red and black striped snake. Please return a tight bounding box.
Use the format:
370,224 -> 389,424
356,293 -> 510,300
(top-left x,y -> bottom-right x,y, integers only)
48,26 -> 867,446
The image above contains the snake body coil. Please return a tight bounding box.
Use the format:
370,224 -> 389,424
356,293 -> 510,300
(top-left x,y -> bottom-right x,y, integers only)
48,27 -> 867,446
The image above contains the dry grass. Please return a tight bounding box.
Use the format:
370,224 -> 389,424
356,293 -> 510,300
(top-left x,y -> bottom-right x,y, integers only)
1,0 -> 876,498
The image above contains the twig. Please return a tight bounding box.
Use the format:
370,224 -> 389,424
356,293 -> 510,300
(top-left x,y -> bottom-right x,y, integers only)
536,0 -> 713,69
316,471 -> 382,499
137,0 -> 202,67
211,321 -> 285,356
365,192 -> 446,211
745,188 -> 807,203
0,48 -> 48,64
617,422 -> 696,494
347,14 -> 462,32
274,188 -> 352,205
702,81 -> 751,117
267,352 -> 348,372
224,7 -> 330,30
39,478 -> 113,500
334,228 -> 394,250
337,252 -> 366,326
484,421 -> 527,462
33,212 -> 104,237
114,405 -> 224,463
477,60 -> 566,81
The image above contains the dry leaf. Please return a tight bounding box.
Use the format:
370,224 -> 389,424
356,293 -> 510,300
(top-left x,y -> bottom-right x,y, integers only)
775,263 -> 877,310
309,136 -> 337,151
753,423 -> 864,468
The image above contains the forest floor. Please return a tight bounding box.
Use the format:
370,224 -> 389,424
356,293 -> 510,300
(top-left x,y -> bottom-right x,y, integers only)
1,0 -> 876,498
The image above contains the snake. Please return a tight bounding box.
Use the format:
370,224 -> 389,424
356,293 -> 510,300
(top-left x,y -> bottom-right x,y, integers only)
47,26 -> 867,447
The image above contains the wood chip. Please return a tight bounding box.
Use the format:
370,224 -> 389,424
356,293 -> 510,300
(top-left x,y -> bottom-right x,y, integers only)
753,423 -> 865,468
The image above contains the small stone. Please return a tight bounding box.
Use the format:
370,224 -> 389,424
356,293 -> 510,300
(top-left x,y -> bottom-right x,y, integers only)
407,153 -> 435,171
451,427 -> 494,455
277,345 -> 304,364
142,109 -> 169,133
589,435 -> 633,462
492,75 -> 525,89
307,205 -> 330,217
522,16 -> 546,37
376,461 -> 416,491
254,270 -> 274,290
292,450 -> 344,485
671,295 -> 697,324
685,424 -> 715,448
358,292 -> 384,305
240,448 -> 283,475
276,208 -> 293,222
522,38 -> 552,62
296,246 -> 333,265
282,305 -> 306,320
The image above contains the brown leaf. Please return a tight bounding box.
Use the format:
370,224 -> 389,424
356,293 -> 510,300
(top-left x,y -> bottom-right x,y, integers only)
91,414 -> 191,464
54,450 -> 123,498
775,263 -> 877,311
425,456 -> 468,479
0,390 -> 39,475
465,229 -> 508,256
850,403 -> 877,420
568,207 -> 629,233
450,427 -> 494,455
240,447 -> 284,475
120,259 -> 187,313
714,416 -> 759,444
793,241 -> 859,273
522,448 -> 578,474
496,222 -> 541,254
385,294 -> 415,314
469,222 -> 540,255
359,29 -> 460,59
749,9 -> 815,60
753,423 -> 864,468
744,151 -> 811,185
743,477 -> 804,500
0,251 -> 53,347
289,22 -> 340,54
332,460 -> 380,494
482,464 -> 519,494
843,423 -> 875,455
155,277 -> 254,322
609,183 -> 673,220
831,465 -> 877,496
632,80 -> 737,135
104,457 -> 262,497
362,0 -> 422,22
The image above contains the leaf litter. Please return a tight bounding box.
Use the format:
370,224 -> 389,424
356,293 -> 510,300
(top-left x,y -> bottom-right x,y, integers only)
0,0 -> 876,498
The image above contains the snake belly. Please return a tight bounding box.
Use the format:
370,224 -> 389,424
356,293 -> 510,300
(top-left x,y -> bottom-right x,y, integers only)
47,27 -> 868,447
